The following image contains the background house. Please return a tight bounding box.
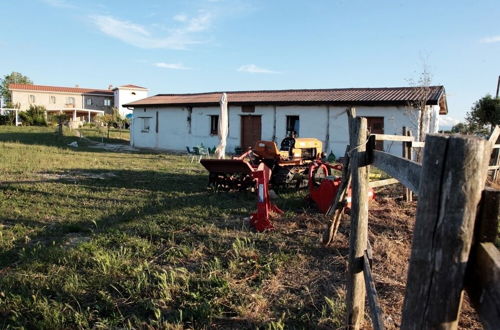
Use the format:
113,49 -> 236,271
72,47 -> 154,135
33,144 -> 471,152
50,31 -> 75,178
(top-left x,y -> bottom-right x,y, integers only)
125,86 -> 447,157
7,83 -> 148,124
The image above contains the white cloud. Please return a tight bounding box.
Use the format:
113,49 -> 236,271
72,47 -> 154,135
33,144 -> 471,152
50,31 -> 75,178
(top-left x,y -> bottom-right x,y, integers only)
41,0 -> 75,8
155,62 -> 192,70
479,35 -> 500,43
173,14 -> 188,22
90,11 -> 213,50
237,64 -> 279,74
439,115 -> 461,129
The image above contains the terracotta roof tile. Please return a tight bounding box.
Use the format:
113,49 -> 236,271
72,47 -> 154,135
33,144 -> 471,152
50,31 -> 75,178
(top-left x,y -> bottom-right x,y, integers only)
9,83 -> 114,95
119,84 -> 147,89
125,86 -> 447,114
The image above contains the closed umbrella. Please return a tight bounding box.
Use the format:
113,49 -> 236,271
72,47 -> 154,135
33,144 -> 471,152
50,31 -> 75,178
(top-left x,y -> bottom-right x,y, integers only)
215,93 -> 228,159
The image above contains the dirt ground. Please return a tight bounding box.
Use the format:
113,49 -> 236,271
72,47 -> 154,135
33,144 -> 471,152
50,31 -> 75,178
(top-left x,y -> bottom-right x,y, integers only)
274,183 -> 482,329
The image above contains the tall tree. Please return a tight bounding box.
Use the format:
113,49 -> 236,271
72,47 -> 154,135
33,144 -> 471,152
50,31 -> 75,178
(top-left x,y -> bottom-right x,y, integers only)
0,72 -> 33,102
466,94 -> 500,132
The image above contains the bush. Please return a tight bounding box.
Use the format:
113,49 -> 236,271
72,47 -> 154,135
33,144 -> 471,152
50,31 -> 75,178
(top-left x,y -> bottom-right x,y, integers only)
0,112 -> 15,125
19,105 -> 47,126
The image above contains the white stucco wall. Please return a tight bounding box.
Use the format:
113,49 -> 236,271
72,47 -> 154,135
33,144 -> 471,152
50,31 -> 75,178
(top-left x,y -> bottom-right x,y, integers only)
131,104 -> 428,157
114,88 -> 148,117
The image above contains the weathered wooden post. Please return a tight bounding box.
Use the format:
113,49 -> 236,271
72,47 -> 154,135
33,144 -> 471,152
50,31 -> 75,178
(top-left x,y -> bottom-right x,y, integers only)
465,187 -> 500,328
402,127 -> 413,202
401,134 -> 490,329
346,111 -> 370,329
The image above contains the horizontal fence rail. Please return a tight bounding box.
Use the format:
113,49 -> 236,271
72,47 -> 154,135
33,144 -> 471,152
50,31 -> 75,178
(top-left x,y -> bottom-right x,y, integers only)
371,150 -> 421,193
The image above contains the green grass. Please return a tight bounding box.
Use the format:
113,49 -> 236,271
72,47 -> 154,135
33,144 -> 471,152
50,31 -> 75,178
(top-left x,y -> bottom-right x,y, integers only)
0,126 -> 345,329
78,127 -> 130,144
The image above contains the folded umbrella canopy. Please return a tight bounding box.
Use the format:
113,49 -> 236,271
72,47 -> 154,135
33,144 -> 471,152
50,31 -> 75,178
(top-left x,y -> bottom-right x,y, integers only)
215,93 -> 228,159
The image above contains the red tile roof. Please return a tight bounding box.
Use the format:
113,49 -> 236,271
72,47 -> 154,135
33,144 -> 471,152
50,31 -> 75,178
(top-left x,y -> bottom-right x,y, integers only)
9,83 -> 114,95
118,84 -> 147,89
125,86 -> 447,114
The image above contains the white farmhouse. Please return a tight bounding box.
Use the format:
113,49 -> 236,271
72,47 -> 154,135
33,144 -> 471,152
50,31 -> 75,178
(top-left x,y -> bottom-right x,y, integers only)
113,84 -> 149,117
125,86 -> 447,157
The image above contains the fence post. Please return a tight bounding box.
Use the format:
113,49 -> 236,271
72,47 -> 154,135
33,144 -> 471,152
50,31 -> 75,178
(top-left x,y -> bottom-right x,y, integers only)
465,187 -> 500,328
402,127 -> 413,202
346,115 -> 370,329
401,134 -> 491,329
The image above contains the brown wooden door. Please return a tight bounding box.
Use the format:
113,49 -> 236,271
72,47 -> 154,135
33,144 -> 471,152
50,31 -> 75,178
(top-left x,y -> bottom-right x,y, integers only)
241,116 -> 261,150
366,117 -> 384,150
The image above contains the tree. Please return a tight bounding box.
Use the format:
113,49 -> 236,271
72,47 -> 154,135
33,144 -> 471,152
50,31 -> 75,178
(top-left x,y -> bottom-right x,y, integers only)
18,104 -> 47,126
0,72 -> 33,102
406,64 -> 433,142
466,94 -> 500,132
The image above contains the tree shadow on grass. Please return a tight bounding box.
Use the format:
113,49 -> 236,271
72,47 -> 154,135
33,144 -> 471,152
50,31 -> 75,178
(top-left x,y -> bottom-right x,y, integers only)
0,130 -> 136,154
0,167 -> 341,328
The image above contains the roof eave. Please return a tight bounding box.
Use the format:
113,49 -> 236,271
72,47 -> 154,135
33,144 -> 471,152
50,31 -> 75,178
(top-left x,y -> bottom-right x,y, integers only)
125,100 -> 440,108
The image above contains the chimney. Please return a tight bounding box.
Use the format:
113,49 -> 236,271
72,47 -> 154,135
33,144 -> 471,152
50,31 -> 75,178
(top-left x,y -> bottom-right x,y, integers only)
108,84 -> 113,90
75,84 -> 79,88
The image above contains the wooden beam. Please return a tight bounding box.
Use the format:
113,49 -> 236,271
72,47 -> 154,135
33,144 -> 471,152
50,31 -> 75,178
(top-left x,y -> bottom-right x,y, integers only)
372,133 -> 414,142
323,146 -> 351,245
403,128 -> 413,202
363,252 -> 385,330
346,116 -> 369,329
372,150 -> 421,193
475,188 -> 500,243
401,134 -> 491,329
493,144 -> 500,149
369,178 -> 399,188
466,188 -> 500,329
488,165 -> 500,170
488,125 -> 500,144
411,141 -> 425,148
468,242 -> 500,329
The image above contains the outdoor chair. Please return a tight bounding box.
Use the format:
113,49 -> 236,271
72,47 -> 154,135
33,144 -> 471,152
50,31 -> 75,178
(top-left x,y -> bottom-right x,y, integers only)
186,146 -> 197,163
192,146 -> 204,163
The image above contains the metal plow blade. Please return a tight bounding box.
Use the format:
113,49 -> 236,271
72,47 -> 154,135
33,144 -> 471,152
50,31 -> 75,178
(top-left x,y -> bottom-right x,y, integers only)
200,159 -> 256,191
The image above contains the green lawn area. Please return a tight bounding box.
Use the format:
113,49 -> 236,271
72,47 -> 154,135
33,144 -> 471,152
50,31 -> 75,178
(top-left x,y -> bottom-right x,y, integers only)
0,126 -> 344,329
78,127 -> 130,144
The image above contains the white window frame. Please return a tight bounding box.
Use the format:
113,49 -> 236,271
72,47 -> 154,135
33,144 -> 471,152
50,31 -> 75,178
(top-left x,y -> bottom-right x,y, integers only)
50,96 -> 56,104
86,98 -> 92,106
29,95 -> 35,103
66,97 -> 75,105
104,99 -> 111,106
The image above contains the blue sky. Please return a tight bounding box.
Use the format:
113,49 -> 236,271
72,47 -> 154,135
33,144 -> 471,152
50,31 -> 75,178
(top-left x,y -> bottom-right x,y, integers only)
1,0 -> 499,126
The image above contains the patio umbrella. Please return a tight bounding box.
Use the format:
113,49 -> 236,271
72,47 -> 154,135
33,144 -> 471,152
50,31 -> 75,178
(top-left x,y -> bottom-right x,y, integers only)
215,93 -> 228,159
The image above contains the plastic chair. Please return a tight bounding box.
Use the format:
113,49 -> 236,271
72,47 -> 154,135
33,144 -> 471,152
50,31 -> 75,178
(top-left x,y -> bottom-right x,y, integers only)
192,146 -> 203,163
186,146 -> 197,163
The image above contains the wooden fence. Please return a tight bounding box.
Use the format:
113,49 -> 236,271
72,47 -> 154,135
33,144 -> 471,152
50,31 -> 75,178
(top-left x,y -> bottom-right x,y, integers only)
326,108 -> 500,329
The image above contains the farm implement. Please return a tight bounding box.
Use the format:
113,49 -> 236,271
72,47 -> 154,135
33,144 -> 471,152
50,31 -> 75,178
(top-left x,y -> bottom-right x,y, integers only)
200,137 -> 323,190
199,137 -> 377,232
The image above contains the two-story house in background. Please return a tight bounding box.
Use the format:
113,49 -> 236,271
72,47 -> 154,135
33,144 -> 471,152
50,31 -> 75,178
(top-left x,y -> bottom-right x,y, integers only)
7,83 -> 148,124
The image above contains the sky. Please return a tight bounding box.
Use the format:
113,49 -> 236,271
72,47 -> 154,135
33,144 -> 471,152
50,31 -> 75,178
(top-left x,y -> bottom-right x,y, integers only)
0,0 -> 499,127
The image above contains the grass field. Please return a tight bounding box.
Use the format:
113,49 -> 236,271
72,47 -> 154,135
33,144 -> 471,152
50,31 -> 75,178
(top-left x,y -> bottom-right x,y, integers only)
0,126 -> 344,329
78,127 -> 130,144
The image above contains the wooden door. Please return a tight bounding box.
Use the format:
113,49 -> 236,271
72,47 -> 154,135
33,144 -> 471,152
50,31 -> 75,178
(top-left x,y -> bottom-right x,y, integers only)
366,117 -> 384,150
241,116 -> 261,150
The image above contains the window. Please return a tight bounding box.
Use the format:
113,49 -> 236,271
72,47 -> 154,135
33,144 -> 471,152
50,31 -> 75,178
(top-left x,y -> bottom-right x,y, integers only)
50,96 -> 56,104
141,117 -> 151,132
86,98 -> 92,106
210,115 -> 219,135
104,99 -> 111,106
286,116 -> 300,136
66,97 -> 75,105
242,105 -> 255,113
29,95 -> 35,103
